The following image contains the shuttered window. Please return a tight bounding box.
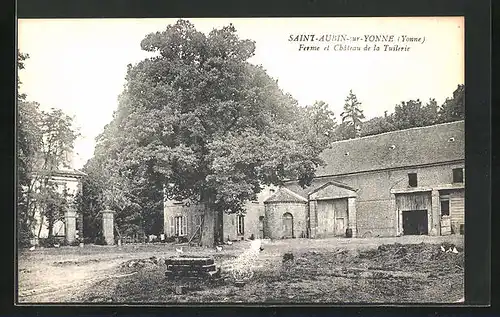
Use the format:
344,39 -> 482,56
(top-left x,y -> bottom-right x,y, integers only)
169,216 -> 175,236
171,216 -> 187,236
237,215 -> 245,235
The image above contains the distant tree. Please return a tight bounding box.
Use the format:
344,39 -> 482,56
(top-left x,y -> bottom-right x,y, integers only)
299,100 -> 338,148
17,51 -> 40,246
86,20 -> 326,246
340,90 -> 365,138
423,98 -> 440,125
439,84 -> 465,122
359,115 -> 397,137
392,98 -> 440,130
333,122 -> 356,141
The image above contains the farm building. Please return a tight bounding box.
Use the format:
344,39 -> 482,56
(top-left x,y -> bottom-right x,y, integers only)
163,120 -> 465,241
29,168 -> 86,245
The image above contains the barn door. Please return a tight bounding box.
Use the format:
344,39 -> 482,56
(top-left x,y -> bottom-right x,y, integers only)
283,213 -> 293,238
402,210 -> 428,235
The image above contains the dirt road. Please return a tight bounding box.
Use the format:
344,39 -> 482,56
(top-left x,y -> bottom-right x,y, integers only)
17,235 -> 464,303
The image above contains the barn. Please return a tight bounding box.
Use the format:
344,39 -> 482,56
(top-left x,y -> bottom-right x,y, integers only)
163,120 -> 465,241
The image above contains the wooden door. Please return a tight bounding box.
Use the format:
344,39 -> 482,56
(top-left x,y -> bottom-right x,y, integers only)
335,217 -> 345,236
402,210 -> 428,235
283,213 -> 293,238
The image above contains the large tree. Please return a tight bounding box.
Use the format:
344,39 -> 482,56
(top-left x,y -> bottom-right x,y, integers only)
340,90 -> 365,138
93,20 -> 325,246
439,84 -> 465,122
392,98 -> 439,130
299,101 -> 338,149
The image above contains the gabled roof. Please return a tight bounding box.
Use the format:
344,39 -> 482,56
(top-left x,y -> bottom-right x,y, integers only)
308,180 -> 358,195
264,187 -> 308,204
315,120 -> 464,177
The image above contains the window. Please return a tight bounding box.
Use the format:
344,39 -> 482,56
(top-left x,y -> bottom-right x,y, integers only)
440,198 -> 450,216
408,173 -> 418,187
172,216 -> 187,236
237,215 -> 245,235
453,168 -> 464,183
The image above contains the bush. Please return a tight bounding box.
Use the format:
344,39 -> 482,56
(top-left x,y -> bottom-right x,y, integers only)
69,238 -> 82,247
18,233 -> 33,248
95,234 -> 107,245
39,236 -> 61,248
165,236 -> 176,243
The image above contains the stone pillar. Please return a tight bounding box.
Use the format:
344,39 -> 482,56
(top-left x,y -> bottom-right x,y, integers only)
102,210 -> 115,245
309,200 -> 318,238
431,190 -> 441,236
390,194 -> 399,236
65,208 -> 77,244
347,197 -> 357,238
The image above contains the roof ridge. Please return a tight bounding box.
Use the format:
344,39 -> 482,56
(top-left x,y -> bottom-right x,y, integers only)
326,120 -> 464,147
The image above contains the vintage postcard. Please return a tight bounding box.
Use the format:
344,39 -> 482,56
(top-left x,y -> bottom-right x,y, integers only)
17,17 -> 466,304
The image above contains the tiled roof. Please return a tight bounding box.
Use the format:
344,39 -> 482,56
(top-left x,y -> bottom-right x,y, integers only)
264,187 -> 308,203
315,120 -> 464,177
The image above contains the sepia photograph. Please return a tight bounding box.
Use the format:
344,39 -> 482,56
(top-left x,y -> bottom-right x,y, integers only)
16,17 -> 465,304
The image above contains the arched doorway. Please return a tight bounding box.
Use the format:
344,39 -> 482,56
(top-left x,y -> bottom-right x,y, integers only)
282,212 -> 294,238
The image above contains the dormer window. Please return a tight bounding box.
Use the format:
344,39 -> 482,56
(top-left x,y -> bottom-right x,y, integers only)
448,137 -> 455,142
453,168 -> 464,183
389,145 -> 396,150
344,152 -> 350,156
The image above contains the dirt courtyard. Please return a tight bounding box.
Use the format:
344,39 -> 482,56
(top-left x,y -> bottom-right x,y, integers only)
17,235 -> 464,304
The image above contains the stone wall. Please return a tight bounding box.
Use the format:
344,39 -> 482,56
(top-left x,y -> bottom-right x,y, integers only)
285,161 -> 465,237
264,202 -> 308,239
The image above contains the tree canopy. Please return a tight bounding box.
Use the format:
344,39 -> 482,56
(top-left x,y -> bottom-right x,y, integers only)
17,51 -> 80,246
83,20 -> 328,245
340,90 -> 365,138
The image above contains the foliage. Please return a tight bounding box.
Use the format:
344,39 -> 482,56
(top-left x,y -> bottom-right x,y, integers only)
298,101 -> 338,148
84,20 -> 328,246
73,173 -> 104,241
359,114 -> 397,137
392,99 -> 440,130
17,51 -> 80,246
340,90 -> 365,138
439,84 -> 465,122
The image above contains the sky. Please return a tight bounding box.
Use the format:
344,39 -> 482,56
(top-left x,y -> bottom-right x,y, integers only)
18,17 -> 464,170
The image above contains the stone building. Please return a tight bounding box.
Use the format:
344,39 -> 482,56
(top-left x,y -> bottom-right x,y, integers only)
30,168 -> 86,245
163,120 -> 465,241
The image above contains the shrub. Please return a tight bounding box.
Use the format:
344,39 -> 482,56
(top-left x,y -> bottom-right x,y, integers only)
165,236 -> 176,243
95,234 -> 107,245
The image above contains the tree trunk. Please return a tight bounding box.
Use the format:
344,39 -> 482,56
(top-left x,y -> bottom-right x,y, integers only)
200,207 -> 215,247
197,191 -> 225,247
